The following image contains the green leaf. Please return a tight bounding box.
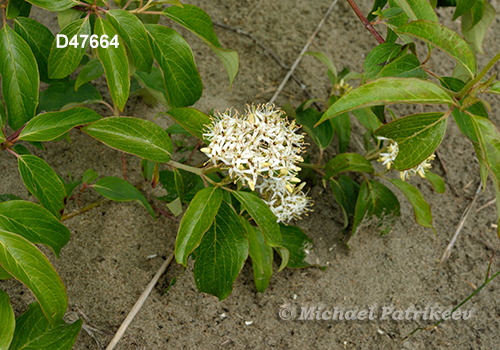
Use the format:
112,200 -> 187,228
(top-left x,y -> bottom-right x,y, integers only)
82,117 -> 173,163
0,266 -> 12,280
352,107 -> 383,132
0,195 -> 22,203
468,0 -> 485,28
107,9 -> 154,74
380,7 -> 406,19
75,58 -> 104,90
0,25 -> 39,131
0,200 -> 70,257
295,105 -> 334,151
165,108 -> 212,141
0,230 -> 67,325
351,180 -> 400,238
330,176 -> 361,232
424,171 -> 446,193
193,202 -> 249,300
280,224 -> 315,269
318,77 -> 453,125
162,4 -> 239,87
18,155 -> 67,219
0,99 -> 5,129
324,153 -> 374,180
63,180 -> 81,199
82,169 -> 98,184
363,43 -> 404,80
48,18 -> 91,79
166,123 -> 192,137
20,107 -> 101,142
375,112 -> 447,170
368,0 -> 388,21
0,290 -> 15,350
453,0 -> 478,20
331,112 -> 351,153
375,53 -> 427,79
241,219 -> 273,293
14,17 -> 55,84
387,0 -> 410,43
134,67 -> 170,109
396,20 -> 476,77
232,191 -> 289,271
303,52 -> 337,79
393,0 -> 438,21
439,76 -> 466,92
94,18 -> 130,111
57,9 -> 84,30
9,302 -> 81,349
175,187 -> 223,266
145,24 -> 203,108
461,0 -> 495,55
489,81 -> 500,96
38,80 -> 102,113
6,0 -> 32,19
93,177 -> 154,218
174,168 -> 200,203
389,178 -> 435,232
25,0 -> 77,11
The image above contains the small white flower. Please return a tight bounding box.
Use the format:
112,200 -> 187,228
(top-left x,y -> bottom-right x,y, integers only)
399,154 -> 436,180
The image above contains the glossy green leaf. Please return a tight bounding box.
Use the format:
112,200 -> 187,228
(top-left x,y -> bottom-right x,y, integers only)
232,191 -> 289,271
242,219 -> 273,293
145,24 -> 203,108
14,17 -> 55,84
82,169 -> 98,185
394,0 -> 438,21
0,290 -> 15,350
82,117 -> 173,163
461,0 -> 495,55
468,0 -> 485,28
174,169 -> 200,203
0,25 -> 39,131
380,7 -> 406,19
280,224 -> 315,269
94,18 -> 130,111
352,108 -> 383,132
325,153 -> 374,180
20,107 -> 101,142
331,112 -> 351,153
75,58 -> 104,90
389,178 -> 435,232
0,230 -> 67,325
25,0 -> 77,11
439,76 -> 466,92
134,67 -> 170,109
424,172 -> 446,193
163,4 -> 239,87
175,187 -> 223,266
318,78 -> 453,124
375,112 -> 447,170
165,108 -> 212,141
48,18 -> 91,79
453,0 -> 478,20
93,177 -> 154,218
107,10 -> 154,74
375,53 -> 427,79
363,43 -> 404,80
57,9 -> 84,30
9,302 -> 81,350
351,180 -> 400,238
18,155 -> 67,219
396,20 -> 476,77
387,0 -> 410,43
38,80 -> 102,113
6,0 -> 32,19
330,176 -> 361,233
295,105 -> 334,151
193,202 -> 249,300
0,200 -> 70,257
303,52 -> 337,78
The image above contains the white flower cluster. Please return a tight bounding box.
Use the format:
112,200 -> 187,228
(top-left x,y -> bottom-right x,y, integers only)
377,136 -> 435,180
201,104 -> 312,222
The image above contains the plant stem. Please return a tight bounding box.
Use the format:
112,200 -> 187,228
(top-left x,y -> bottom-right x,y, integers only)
167,160 -> 203,175
345,0 -> 385,44
457,50 -> 500,100
61,198 -> 109,221
298,162 -> 325,169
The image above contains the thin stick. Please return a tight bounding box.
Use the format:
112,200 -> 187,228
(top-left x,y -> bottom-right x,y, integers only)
346,0 -> 385,44
269,0 -> 339,105
476,198 -> 496,213
212,21 -> 317,102
105,253 -> 175,350
441,182 -> 482,263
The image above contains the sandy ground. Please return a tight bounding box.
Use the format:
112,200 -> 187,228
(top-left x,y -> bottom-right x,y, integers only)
1,0 -> 500,349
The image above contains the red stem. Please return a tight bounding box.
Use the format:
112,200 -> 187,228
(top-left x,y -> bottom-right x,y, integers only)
346,0 -> 385,44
